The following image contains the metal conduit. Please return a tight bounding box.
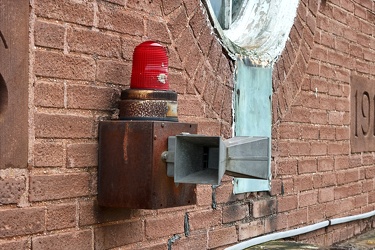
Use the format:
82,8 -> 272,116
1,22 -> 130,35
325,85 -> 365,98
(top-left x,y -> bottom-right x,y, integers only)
226,210 -> 375,250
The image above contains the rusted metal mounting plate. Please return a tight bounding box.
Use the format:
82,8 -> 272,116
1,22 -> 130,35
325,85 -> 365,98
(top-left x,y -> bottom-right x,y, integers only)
98,120 -> 197,209
0,0 -> 29,169
350,75 -> 375,153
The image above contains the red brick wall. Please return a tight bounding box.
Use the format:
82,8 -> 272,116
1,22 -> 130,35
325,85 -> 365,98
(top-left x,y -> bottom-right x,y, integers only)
0,0 -> 374,249
272,0 -> 375,246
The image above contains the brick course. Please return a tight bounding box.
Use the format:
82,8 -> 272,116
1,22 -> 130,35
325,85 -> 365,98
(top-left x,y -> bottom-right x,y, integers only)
0,0 -> 372,248
0,208 -> 45,238
32,230 -> 93,250
29,173 -> 92,201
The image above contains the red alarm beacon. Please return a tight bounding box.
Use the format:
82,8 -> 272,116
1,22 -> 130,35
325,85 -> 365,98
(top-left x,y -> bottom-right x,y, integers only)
119,41 -> 178,121
130,41 -> 169,90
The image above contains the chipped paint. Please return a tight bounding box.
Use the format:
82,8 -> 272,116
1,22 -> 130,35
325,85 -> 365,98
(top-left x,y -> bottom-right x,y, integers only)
205,0 -> 299,66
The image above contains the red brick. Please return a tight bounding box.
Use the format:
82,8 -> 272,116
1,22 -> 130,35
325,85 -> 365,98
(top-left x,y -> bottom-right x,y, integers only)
35,50 -> 95,80
175,28 -> 195,62
208,226 -> 237,249
0,176 -> 26,205
35,0 -> 94,26
316,95 -> 334,111
67,27 -> 121,57
354,3 -> 368,19
195,119 -> 221,136
96,59 -> 131,85
311,46 -> 328,61
221,87 -> 232,122
98,2 -> 143,36
334,183 -> 362,199
78,200 -> 132,226
127,0 -> 163,16
46,203 -> 76,230
208,40 -> 222,72
334,156 -> 350,170
295,175 -> 314,191
167,6 -> 188,39
215,181 -> 245,204
319,187 -> 335,203
289,141 -> 311,156
300,125 -> 320,139
213,84 -> 228,114
195,184 -> 212,206
95,220 -> 143,249
189,8 -> 205,37
308,204 -> 326,223
169,70 -> 186,94
365,165 -> 375,179
355,194 -> 367,208
252,199 -> 276,218
67,84 -> 119,110
33,230 -> 92,250
311,78 -> 328,94
328,142 -> 349,155
0,207 -> 45,238
221,122 -> 232,139
325,171 -> 339,186
284,107 -> 312,123
34,141 -> 64,167
162,0 -> 182,15
369,191 -> 375,204
238,220 -> 265,241
335,97 -> 350,112
183,44 -> 202,77
121,37 -> 142,61
183,0 -> 200,16
299,190 -> 318,207
288,208 -> 308,227
173,233 -> 207,250
105,0 -> 126,5
222,203 -> 249,223
350,43 -> 364,59
34,20 -> 65,49
277,159 -> 298,176
0,239 -> 28,250
277,195 -> 298,212
29,173 -> 91,201
320,126 -> 335,140
337,169 -> 360,185
298,158 -> 317,173
189,209 -> 221,230
310,141 -> 327,156
318,157 -> 334,172
320,31 -> 335,49
35,113 -> 94,139
335,37 -> 350,53
168,47 -> 184,70
279,123 -> 300,139
178,96 -> 204,117
34,81 -> 64,108
146,18 -> 170,43
328,111 -> 347,125
306,11 -> 317,33
265,212 -> 287,232
356,59 -> 371,74
146,213 -> 184,239
362,179 -> 374,192
67,143 -> 98,168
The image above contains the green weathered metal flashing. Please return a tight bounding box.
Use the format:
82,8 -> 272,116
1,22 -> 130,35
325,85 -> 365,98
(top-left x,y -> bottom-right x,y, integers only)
233,59 -> 272,193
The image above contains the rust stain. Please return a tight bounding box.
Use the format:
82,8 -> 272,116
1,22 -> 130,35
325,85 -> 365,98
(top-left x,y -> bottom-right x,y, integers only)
123,123 -> 129,162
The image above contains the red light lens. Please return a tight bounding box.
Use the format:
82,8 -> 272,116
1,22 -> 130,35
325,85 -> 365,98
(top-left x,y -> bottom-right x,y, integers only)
130,41 -> 169,90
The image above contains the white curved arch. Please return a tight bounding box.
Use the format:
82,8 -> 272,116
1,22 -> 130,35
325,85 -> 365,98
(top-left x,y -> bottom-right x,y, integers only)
206,0 -> 299,66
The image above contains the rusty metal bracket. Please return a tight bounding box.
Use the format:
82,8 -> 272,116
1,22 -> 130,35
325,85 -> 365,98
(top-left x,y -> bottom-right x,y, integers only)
161,136 -> 176,177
